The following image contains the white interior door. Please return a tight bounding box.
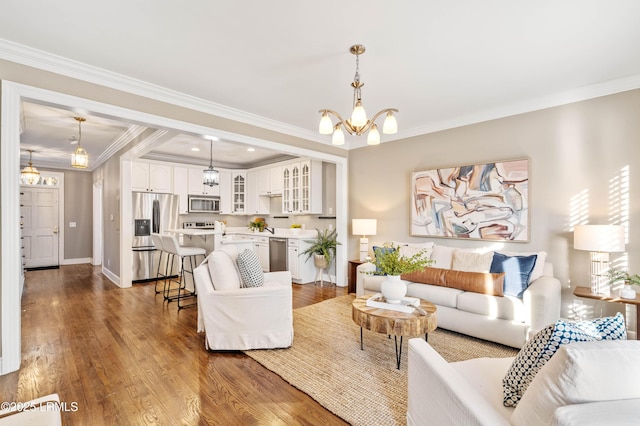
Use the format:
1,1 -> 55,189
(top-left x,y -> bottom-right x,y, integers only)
21,187 -> 60,268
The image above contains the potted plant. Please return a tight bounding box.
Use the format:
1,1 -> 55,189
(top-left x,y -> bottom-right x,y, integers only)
301,228 -> 341,269
248,218 -> 267,232
371,243 -> 433,303
607,267 -> 640,299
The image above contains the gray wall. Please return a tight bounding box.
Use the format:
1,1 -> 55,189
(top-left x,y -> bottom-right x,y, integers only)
349,89 -> 640,318
46,168 -> 94,260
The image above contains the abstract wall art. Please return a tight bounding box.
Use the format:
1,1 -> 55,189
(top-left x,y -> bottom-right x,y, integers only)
411,159 -> 529,241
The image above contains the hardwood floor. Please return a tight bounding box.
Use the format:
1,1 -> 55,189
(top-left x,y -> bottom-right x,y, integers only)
0,265 -> 349,425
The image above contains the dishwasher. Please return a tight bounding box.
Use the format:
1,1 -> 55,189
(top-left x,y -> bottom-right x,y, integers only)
269,238 -> 288,272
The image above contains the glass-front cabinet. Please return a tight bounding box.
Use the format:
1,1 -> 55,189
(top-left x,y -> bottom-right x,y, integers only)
281,160 -> 322,214
291,163 -> 300,213
232,171 -> 246,214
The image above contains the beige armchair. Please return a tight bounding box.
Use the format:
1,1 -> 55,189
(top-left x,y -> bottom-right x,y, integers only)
193,248 -> 293,351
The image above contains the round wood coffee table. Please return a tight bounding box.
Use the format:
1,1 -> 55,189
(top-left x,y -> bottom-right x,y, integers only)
352,295 -> 437,369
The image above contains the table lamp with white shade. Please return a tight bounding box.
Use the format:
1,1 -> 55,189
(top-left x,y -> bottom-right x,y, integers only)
352,219 -> 377,261
574,224 -> 625,294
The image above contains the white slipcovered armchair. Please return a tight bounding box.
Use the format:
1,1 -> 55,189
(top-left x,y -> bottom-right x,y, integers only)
193,246 -> 293,350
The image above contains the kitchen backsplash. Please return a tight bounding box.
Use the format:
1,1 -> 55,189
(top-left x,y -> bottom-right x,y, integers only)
179,212 -> 335,233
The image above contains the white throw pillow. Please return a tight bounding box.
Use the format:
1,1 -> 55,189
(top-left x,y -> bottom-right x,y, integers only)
207,250 -> 241,290
497,250 -> 547,282
430,245 -> 456,269
452,250 -> 494,273
511,340 -> 640,426
398,245 -> 433,260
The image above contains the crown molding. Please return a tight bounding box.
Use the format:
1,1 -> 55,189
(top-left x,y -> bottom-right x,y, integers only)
5,38 -> 639,153
0,38 -> 327,145
93,124 -> 148,169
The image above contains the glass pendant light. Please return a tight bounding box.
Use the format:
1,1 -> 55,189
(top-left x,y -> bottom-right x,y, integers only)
21,149 -> 40,185
203,139 -> 219,186
367,124 -> 380,145
319,112 -> 333,134
71,117 -> 89,169
382,111 -> 398,134
332,125 -> 345,146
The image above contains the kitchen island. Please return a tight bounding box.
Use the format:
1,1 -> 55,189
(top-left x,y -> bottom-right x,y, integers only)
166,229 -> 256,255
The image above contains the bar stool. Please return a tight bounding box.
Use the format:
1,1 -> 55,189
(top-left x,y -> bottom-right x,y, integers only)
150,233 -> 168,295
161,234 -> 205,309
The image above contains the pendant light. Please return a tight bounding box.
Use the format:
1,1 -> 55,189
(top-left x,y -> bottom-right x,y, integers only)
71,117 -> 89,169
203,139 -> 219,186
21,149 -> 40,185
319,44 -> 398,146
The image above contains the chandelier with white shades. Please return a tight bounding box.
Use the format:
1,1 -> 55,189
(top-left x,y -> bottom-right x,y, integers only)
318,44 -> 398,146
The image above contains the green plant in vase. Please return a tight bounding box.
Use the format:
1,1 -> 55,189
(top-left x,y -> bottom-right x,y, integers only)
248,218 -> 267,232
301,228 -> 341,268
371,243 -> 433,304
607,266 -> 640,299
371,243 -> 433,276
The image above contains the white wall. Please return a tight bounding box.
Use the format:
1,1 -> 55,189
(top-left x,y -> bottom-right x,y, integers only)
349,88 -> 640,320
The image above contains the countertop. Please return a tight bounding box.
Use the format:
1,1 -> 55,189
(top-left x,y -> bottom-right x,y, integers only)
166,227 -> 319,240
225,227 -> 318,240
166,228 -> 221,236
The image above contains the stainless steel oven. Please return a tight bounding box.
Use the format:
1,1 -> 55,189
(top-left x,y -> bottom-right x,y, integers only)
188,195 -> 220,213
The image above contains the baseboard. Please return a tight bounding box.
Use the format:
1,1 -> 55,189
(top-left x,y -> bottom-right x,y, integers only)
60,257 -> 92,265
25,265 -> 60,271
101,266 -> 121,287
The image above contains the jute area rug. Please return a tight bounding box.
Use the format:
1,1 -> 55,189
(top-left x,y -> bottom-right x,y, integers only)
244,295 -> 518,425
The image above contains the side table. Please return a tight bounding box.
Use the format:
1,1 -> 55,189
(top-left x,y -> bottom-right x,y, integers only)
573,286 -> 640,339
347,259 -> 366,294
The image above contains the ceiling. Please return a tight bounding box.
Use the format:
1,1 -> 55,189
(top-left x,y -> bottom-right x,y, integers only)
3,1 -> 640,170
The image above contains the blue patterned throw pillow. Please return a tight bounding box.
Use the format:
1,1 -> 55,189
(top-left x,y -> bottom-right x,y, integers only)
490,252 -> 537,298
236,249 -> 264,288
502,313 -> 627,407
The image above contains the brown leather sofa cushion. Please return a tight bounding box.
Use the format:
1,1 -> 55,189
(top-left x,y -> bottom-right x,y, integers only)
401,267 -> 448,287
402,267 -> 505,297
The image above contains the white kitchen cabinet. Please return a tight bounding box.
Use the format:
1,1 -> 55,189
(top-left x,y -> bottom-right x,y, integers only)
269,165 -> 283,195
132,161 -> 172,193
188,167 -> 220,196
258,168 -> 271,195
231,171 -> 247,214
254,236 -> 270,272
287,242 -> 300,281
256,166 -> 282,196
172,166 -> 189,214
288,238 -> 317,284
281,160 -> 323,214
247,170 -> 270,215
218,170 -> 232,214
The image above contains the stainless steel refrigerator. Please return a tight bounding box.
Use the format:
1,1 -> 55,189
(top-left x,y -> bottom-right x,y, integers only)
132,192 -> 180,282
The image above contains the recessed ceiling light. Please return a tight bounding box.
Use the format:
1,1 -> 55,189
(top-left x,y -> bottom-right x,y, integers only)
247,148 -> 255,152
191,147 -> 200,152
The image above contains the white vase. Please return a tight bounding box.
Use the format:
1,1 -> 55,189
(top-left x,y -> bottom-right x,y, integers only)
621,284 -> 637,300
381,275 -> 407,304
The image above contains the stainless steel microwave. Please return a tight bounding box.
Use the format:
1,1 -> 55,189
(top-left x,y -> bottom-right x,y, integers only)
188,195 -> 220,213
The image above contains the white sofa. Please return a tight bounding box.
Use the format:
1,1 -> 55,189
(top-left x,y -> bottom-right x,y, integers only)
407,338 -> 640,425
193,247 -> 293,350
357,244 -> 561,348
